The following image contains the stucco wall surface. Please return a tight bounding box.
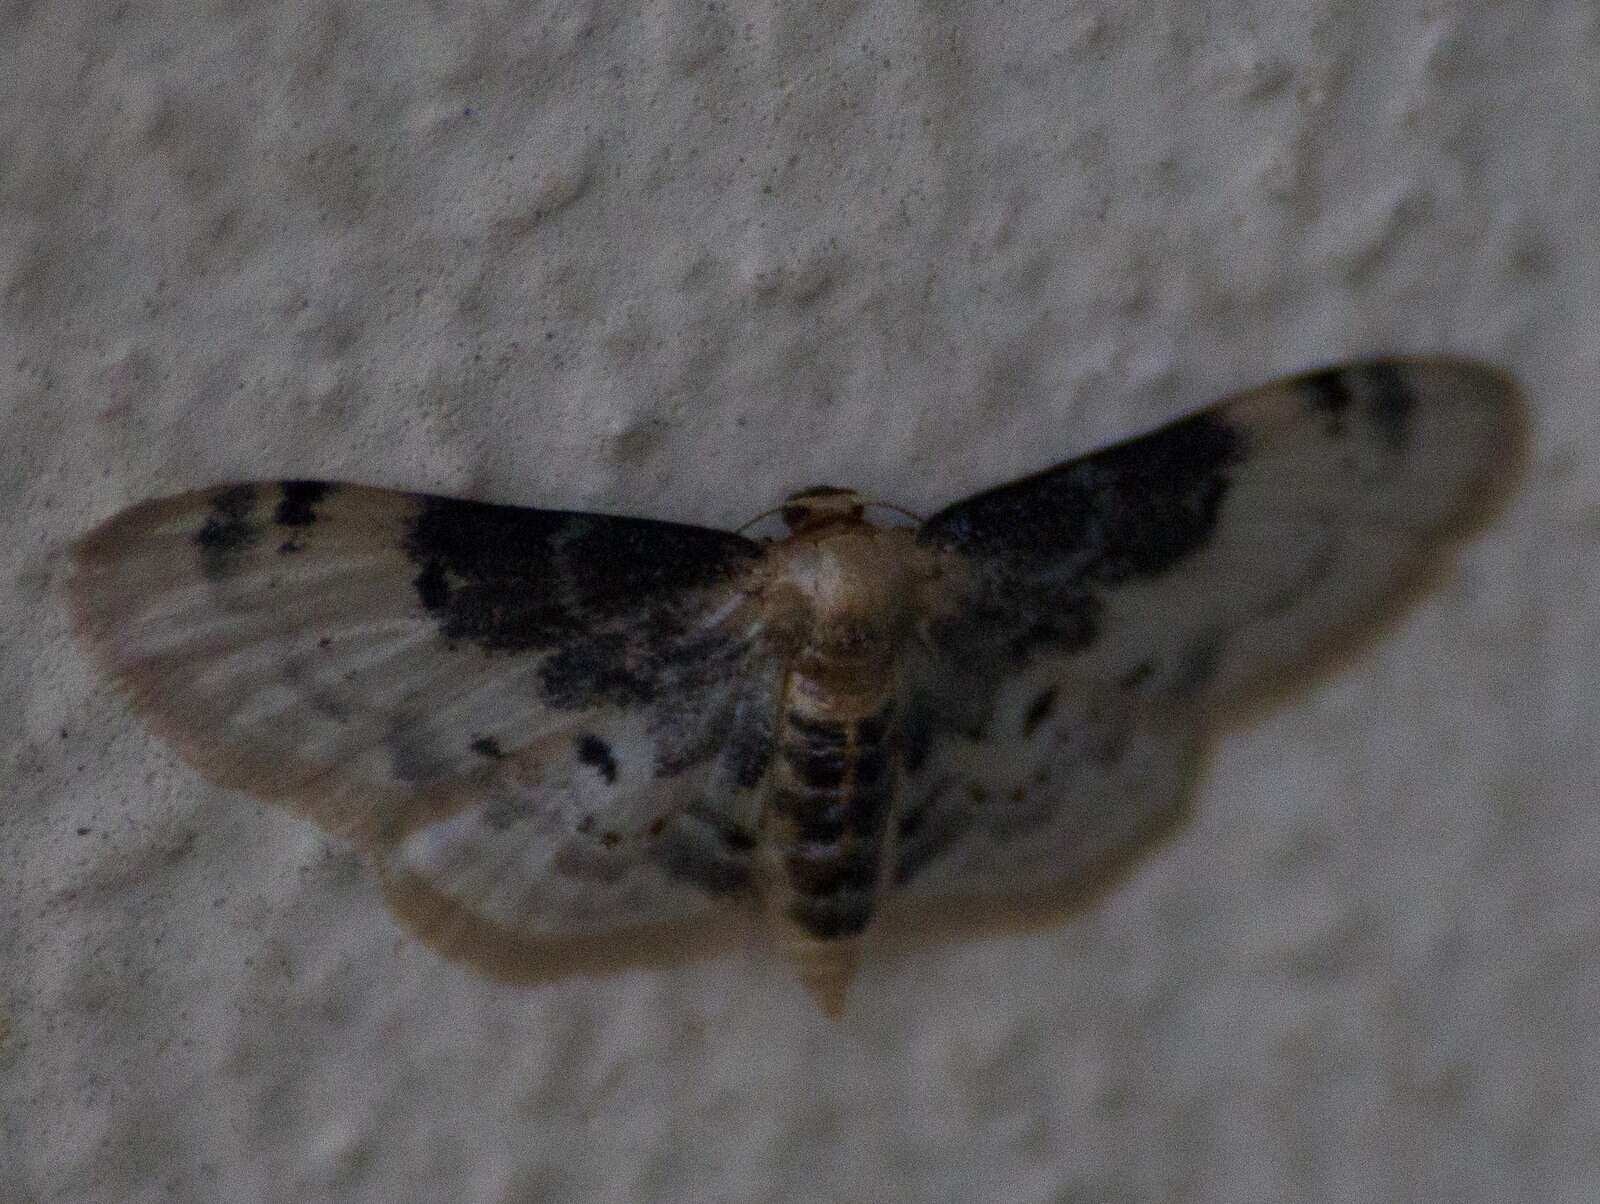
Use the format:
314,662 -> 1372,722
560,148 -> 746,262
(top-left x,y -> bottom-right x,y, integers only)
3,2 -> 1596,1201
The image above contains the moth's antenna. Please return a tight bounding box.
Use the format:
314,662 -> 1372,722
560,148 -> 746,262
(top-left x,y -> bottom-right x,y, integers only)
739,494 -> 922,537
864,501 -> 923,527
737,505 -> 787,536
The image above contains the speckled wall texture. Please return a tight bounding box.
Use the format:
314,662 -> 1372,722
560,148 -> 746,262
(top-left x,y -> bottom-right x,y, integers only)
3,3 -> 1596,1202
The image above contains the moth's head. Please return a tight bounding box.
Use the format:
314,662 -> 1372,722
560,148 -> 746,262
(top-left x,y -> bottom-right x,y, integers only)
780,486 -> 867,535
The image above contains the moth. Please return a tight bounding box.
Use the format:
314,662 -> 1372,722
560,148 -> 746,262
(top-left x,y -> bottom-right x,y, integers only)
69,360 -> 1523,1014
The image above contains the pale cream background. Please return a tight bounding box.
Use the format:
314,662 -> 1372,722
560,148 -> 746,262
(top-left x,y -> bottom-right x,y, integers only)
4,2 -> 1596,1201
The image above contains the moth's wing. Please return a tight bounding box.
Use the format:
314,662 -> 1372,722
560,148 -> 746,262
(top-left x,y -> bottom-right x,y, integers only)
889,674 -> 1207,922
70,481 -> 780,977
891,360 -> 1524,914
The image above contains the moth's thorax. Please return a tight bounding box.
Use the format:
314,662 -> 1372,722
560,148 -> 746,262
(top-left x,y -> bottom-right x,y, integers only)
764,523 -> 926,672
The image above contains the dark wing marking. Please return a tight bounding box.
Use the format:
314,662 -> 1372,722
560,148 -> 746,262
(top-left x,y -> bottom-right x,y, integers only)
891,359 -> 1524,908
70,481 -> 776,976
888,680 -> 1206,921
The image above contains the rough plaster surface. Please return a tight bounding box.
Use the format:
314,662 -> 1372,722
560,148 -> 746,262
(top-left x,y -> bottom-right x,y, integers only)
3,2 -> 1596,1201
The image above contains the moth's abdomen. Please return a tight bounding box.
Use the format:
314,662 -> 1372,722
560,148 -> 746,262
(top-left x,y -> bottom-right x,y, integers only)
765,676 -> 897,943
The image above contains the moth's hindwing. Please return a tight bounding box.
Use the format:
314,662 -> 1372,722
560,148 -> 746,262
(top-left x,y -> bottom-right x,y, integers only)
69,481 -> 777,977
891,359 -> 1523,919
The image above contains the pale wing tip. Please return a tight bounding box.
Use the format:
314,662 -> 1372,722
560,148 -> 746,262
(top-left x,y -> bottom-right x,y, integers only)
64,488 -> 208,623
63,515 -> 134,649
1210,357 -> 1528,721
1268,355 -> 1530,537
62,486 -> 201,650
67,486 -> 205,559
1393,357 -> 1530,541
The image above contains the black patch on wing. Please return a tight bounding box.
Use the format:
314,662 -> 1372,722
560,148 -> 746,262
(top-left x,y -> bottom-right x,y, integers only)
1301,363 -> 1415,449
273,481 -> 336,554
402,495 -> 761,718
1361,362 -> 1414,450
1022,686 -> 1059,735
1301,368 -> 1354,437
918,411 -> 1242,660
575,733 -> 618,784
538,633 -> 655,708
194,485 -> 261,579
920,409 -> 1241,575
274,480 -> 334,527
470,735 -> 505,760
537,616 -> 751,712
403,496 -> 759,653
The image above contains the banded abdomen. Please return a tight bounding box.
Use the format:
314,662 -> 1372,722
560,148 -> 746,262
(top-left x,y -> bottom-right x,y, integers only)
762,661 -> 898,1010
755,518 -> 927,1010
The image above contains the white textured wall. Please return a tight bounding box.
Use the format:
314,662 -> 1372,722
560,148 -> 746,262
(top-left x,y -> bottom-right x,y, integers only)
4,3 -> 1596,1201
